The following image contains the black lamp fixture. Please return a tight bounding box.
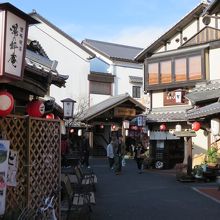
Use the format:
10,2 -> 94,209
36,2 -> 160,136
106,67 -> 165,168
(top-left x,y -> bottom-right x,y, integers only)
61,98 -> 76,119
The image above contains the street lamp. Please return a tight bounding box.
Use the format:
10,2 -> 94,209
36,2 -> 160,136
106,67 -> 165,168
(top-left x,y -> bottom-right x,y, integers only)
61,98 -> 76,137
61,98 -> 76,119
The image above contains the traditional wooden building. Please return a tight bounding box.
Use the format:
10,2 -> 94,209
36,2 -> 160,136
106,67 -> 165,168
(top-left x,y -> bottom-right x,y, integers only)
134,1 -> 220,169
0,3 -> 68,218
82,93 -> 145,156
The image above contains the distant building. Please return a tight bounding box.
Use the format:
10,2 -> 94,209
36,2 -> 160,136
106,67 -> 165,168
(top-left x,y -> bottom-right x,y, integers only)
28,11 -> 95,109
82,39 -> 149,107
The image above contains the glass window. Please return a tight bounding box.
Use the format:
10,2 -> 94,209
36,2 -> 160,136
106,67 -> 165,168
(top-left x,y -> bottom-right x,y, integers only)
189,55 -> 202,80
148,63 -> 159,85
132,86 -> 141,98
161,61 -> 172,84
90,81 -> 111,95
175,58 -> 187,81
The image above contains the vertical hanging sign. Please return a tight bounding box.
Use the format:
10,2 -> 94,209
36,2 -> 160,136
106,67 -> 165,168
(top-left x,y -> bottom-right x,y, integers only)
4,11 -> 26,78
0,3 -> 38,81
0,140 -> 9,215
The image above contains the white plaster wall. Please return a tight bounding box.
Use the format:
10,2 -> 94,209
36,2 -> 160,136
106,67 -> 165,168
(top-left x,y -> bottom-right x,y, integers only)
152,92 -> 163,108
114,64 -> 143,98
28,22 -> 91,109
192,129 -> 209,155
182,20 -> 198,44
166,33 -> 181,51
90,94 -> 111,106
209,48 -> 220,80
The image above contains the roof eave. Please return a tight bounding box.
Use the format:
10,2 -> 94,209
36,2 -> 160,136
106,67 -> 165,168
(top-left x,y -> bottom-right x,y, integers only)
29,12 -> 95,58
135,3 -> 207,62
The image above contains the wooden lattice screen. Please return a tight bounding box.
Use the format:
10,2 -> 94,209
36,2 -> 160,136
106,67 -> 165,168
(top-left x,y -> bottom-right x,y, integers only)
0,115 -> 61,219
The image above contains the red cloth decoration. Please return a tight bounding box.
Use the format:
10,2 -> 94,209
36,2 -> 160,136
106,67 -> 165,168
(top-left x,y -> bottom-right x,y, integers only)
192,122 -> 201,131
26,100 -> 45,117
0,91 -> 14,117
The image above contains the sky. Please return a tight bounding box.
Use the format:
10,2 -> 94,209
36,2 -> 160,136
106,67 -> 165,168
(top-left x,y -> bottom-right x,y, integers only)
4,0 -> 206,48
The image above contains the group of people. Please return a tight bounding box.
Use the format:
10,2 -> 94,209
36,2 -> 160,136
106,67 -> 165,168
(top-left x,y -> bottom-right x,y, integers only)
106,136 -> 149,174
106,135 -> 126,175
61,132 -> 91,168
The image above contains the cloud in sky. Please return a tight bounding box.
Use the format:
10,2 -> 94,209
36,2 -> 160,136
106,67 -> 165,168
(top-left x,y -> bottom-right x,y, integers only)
110,26 -> 168,48
61,22 -> 168,49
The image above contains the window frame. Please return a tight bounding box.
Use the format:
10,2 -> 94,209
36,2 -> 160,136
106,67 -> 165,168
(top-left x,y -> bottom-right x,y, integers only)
132,85 -> 141,98
144,49 -> 206,91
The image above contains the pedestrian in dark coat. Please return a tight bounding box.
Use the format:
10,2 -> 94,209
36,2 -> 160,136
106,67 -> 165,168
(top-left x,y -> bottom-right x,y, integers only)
81,132 -> 91,168
134,142 -> 146,174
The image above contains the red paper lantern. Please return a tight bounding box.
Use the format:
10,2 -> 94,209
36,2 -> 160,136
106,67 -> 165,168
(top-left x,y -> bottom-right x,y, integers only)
160,124 -> 166,131
26,100 -> 45,117
0,91 -> 14,117
192,121 -> 201,131
45,113 -> 54,119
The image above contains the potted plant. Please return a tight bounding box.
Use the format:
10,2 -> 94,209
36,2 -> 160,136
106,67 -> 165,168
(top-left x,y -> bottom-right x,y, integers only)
192,165 -> 203,179
206,146 -> 218,167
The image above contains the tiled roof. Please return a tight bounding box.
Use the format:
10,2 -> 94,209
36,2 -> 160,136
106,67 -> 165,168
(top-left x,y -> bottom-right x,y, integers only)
25,49 -> 68,87
202,0 -> 220,16
186,80 -> 220,103
146,106 -> 191,123
186,101 -> 220,119
129,76 -> 143,84
83,93 -> 145,122
82,39 -> 143,62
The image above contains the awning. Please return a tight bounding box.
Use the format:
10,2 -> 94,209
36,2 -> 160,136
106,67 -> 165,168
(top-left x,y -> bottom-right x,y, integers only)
186,101 -> 220,119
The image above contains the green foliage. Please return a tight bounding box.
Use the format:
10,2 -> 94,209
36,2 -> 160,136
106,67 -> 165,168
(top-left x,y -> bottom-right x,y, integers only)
207,146 -> 218,163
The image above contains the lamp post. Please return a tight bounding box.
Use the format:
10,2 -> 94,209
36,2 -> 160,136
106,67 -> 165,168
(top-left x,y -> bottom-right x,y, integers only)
61,98 -> 76,137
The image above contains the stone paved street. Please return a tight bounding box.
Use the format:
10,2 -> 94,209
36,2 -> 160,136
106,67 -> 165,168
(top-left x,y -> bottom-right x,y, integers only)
89,158 -> 220,220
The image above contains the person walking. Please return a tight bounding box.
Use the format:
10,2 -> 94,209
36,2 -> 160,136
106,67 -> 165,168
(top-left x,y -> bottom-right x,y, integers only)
106,140 -> 115,169
114,135 -> 126,175
134,142 -> 146,174
80,132 -> 91,168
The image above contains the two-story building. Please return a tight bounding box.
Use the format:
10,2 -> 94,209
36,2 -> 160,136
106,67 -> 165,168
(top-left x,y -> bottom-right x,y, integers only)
28,11 -> 95,109
135,1 -> 220,169
82,39 -> 149,107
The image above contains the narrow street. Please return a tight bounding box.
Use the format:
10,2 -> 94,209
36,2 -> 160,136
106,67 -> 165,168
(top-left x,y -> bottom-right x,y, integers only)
90,158 -> 220,220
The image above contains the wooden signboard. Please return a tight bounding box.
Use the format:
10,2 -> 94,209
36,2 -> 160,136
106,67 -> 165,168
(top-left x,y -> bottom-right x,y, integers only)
173,130 -> 196,137
114,107 -> 136,117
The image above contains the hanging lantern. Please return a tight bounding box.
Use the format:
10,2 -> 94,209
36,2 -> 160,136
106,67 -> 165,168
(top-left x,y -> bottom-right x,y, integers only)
160,123 -> 166,131
111,124 -> 116,131
45,113 -> 54,119
0,91 -> 14,117
192,121 -> 201,131
78,129 -> 82,136
70,128 -> 74,133
26,100 -> 45,117
175,124 -> 182,132
125,129 -> 129,136
100,123 -> 104,129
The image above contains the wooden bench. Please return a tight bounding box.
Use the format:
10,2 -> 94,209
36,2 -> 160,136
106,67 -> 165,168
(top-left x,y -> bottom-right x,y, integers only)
74,166 -> 97,192
61,174 -> 95,220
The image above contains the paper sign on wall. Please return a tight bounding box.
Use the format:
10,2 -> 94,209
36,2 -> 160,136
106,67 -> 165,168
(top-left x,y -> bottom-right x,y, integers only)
7,149 -> 18,187
0,140 -> 10,215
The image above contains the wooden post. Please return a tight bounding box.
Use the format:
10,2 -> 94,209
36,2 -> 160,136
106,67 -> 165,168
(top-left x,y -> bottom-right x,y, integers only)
187,137 -> 193,176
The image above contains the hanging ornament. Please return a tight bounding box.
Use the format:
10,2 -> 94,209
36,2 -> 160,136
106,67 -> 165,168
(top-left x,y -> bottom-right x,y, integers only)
160,123 -> 166,131
26,100 -> 45,117
192,121 -> 201,131
0,91 -> 14,117
175,124 -> 182,132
